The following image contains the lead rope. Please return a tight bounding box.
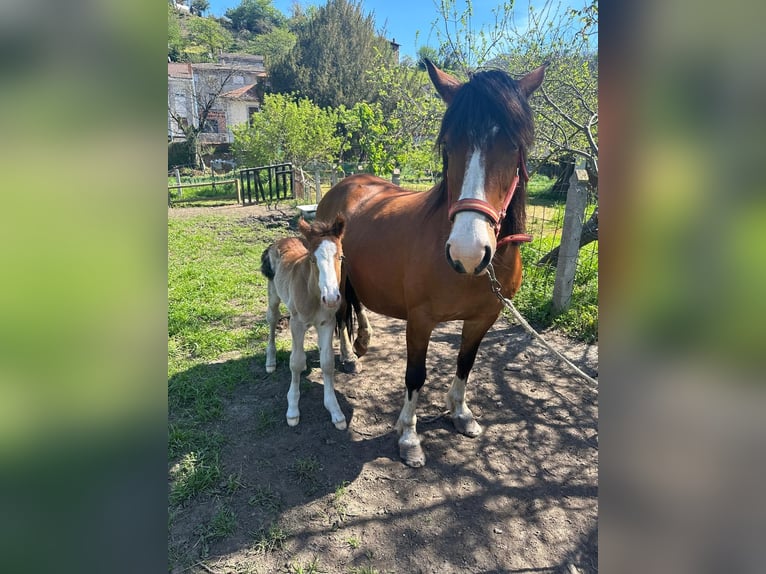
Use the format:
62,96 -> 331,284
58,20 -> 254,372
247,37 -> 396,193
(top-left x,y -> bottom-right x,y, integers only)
486,262 -> 599,390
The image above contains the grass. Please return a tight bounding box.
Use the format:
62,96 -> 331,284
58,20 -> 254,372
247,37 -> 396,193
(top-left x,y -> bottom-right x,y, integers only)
289,557 -> 325,574
346,535 -> 361,549
333,481 -> 350,520
254,407 -> 279,435
248,485 -> 282,514
291,455 -> 322,495
512,174 -> 599,342
168,212 -> 291,512
252,523 -> 290,553
169,451 -> 222,505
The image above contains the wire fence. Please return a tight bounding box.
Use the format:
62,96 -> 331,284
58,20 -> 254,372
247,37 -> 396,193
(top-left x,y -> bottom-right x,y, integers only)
515,178 -> 599,340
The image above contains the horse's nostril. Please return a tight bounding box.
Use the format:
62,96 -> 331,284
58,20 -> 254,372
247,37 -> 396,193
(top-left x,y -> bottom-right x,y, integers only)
445,243 -> 467,274
473,245 -> 492,275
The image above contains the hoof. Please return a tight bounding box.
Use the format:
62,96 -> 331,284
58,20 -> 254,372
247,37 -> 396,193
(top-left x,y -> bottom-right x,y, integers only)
286,416 -> 300,427
451,415 -> 482,437
399,440 -> 426,468
353,329 -> 370,357
333,418 -> 347,430
266,363 -> 276,373
339,360 -> 357,374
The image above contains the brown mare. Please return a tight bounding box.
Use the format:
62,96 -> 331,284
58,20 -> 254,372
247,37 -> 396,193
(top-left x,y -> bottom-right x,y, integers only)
316,59 -> 545,467
260,215 -> 347,430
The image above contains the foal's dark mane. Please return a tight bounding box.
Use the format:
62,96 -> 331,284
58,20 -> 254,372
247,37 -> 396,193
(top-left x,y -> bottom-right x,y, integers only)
425,68 -> 535,237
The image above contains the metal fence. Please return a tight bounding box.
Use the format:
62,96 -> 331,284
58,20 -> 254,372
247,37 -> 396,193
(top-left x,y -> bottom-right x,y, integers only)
238,163 -> 294,205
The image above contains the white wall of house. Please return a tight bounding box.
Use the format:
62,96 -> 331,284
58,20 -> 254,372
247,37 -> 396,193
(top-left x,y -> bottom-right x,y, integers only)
168,75 -> 196,141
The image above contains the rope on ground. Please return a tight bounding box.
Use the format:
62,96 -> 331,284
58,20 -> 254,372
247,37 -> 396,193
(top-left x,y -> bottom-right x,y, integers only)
487,263 -> 599,390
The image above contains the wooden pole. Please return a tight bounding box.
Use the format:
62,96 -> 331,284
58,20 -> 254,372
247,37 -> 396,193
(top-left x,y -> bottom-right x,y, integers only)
174,168 -> 182,200
314,168 -> 322,203
551,159 -> 589,314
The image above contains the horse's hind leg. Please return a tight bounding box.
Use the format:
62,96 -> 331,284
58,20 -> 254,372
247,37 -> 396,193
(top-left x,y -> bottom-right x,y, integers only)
446,317 -> 495,437
336,305 -> 357,374
286,317 -> 308,426
317,318 -> 346,429
265,280 -> 280,373
353,306 -> 372,357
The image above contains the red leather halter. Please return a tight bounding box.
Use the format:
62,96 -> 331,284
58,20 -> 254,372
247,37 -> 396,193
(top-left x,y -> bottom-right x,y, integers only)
447,153 -> 533,247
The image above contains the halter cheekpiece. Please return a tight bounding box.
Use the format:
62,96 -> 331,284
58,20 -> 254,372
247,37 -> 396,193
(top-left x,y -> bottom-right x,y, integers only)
447,152 -> 533,247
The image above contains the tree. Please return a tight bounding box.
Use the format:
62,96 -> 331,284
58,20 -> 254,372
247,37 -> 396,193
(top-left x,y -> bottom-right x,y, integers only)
168,5 -> 185,61
225,0 -> 286,34
431,0 -> 516,72
187,17 -> 233,60
362,57 -> 445,176
190,0 -> 209,16
240,27 -> 297,66
268,0 -> 395,109
168,67 -> 240,168
231,93 -> 341,171
498,1 -> 598,175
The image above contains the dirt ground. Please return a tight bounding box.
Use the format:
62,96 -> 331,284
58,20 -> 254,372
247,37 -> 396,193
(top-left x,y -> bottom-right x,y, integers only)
170,204 -> 598,574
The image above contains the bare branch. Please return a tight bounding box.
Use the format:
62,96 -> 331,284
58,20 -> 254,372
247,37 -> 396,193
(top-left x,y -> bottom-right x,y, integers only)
541,86 -> 586,132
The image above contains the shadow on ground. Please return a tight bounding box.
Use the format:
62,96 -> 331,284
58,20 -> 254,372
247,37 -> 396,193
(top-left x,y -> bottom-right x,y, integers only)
169,313 -> 598,574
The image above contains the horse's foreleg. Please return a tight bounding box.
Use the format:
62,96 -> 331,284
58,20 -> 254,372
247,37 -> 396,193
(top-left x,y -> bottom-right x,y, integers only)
286,317 -> 308,426
446,317 -> 495,437
317,317 -> 346,429
265,281 -> 280,373
395,318 -> 434,467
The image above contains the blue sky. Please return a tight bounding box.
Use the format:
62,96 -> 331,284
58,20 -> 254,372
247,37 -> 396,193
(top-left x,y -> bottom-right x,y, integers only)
204,0 -> 587,61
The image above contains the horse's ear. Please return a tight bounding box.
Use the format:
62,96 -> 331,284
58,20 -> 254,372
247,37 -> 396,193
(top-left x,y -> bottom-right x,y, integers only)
518,64 -> 547,98
425,58 -> 461,104
332,214 -> 346,238
298,217 -> 311,237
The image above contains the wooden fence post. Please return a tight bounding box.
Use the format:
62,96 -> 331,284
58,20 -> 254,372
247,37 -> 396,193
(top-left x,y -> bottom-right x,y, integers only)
235,178 -> 242,205
174,168 -> 182,201
551,159 -> 589,314
314,168 -> 322,203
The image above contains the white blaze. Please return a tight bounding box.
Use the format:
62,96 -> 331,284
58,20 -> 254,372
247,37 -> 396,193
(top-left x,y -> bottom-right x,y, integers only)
447,147 -> 495,273
314,239 -> 341,307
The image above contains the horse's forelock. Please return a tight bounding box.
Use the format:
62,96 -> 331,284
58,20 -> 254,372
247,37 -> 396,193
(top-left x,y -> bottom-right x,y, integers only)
303,219 -> 343,251
437,69 -> 535,152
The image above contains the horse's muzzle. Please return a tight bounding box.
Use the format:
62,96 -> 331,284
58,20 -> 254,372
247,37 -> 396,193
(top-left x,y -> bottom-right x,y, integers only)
322,293 -> 341,308
446,243 -> 492,275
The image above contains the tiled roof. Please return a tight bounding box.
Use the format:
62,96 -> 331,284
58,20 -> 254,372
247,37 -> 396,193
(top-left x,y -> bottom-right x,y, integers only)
168,62 -> 193,78
221,84 -> 259,101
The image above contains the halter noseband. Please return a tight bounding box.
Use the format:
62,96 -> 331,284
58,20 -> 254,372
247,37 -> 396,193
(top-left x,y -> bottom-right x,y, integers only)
447,152 -> 533,247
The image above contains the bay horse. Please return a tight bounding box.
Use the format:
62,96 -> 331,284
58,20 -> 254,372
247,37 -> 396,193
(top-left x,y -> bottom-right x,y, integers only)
315,59 -> 545,466
260,215 -> 347,430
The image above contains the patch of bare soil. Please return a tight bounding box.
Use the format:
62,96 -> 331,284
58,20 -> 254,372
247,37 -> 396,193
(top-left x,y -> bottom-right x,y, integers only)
170,205 -> 598,574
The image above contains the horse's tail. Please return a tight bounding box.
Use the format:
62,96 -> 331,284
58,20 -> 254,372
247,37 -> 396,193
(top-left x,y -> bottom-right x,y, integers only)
260,246 -> 275,280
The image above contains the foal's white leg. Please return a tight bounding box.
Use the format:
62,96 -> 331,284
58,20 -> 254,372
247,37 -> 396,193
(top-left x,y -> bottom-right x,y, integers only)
265,280 -> 280,373
286,317 -> 307,426
317,317 -> 346,430
446,376 -> 482,437
395,389 -> 425,467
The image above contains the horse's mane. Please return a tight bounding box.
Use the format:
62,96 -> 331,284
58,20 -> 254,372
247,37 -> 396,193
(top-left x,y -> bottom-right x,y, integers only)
426,68 -> 535,236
